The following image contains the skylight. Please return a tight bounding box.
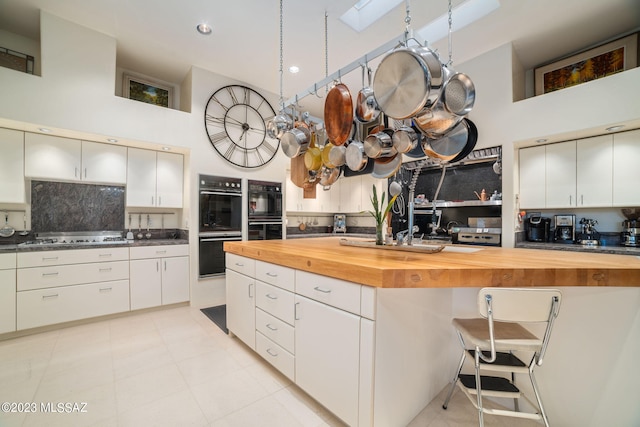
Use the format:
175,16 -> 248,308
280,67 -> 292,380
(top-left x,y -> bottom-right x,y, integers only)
340,0 -> 404,33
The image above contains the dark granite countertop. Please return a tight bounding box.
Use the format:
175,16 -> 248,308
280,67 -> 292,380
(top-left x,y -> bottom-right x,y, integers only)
515,241 -> 640,256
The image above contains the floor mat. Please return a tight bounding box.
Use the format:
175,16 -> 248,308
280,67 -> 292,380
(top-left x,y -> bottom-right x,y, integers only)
200,305 -> 228,334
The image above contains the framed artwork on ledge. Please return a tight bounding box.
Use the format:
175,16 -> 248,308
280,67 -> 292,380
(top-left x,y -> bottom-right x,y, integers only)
123,73 -> 174,108
534,33 -> 638,95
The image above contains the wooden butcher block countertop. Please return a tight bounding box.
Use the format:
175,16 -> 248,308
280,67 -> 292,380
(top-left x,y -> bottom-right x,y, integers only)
224,237 -> 640,288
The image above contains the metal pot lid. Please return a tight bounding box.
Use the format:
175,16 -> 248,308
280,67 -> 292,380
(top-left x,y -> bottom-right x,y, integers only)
324,83 -> 354,145
345,141 -> 369,172
373,49 -> 430,119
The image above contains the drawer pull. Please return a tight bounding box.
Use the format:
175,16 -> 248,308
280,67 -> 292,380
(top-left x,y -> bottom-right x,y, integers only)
265,293 -> 278,300
313,286 -> 332,294
42,256 -> 59,261
98,253 -> 112,257
266,323 -> 278,331
235,262 -> 244,267
294,302 -> 300,320
42,293 -> 59,299
156,250 -> 167,255
266,348 -> 278,357
99,287 -> 112,292
266,272 -> 278,277
99,267 -> 112,272
42,272 -> 59,277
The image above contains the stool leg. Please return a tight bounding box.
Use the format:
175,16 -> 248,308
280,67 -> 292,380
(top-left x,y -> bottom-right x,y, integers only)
442,350 -> 466,409
474,348 -> 485,427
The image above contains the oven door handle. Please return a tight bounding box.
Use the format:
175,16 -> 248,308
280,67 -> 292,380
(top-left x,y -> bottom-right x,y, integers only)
248,221 -> 283,225
199,237 -> 242,242
200,191 -> 242,196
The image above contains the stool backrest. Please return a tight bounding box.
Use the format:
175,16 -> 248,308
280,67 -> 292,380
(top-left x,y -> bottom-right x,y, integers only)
477,288 -> 562,323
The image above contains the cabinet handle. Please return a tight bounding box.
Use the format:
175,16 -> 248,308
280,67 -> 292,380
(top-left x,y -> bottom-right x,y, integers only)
235,262 -> 244,267
248,283 -> 254,298
151,196 -> 154,205
158,196 -> 162,206
99,253 -> 112,257
266,272 -> 278,277
294,302 -> 300,320
99,287 -> 112,292
42,256 -> 58,261
84,168 -> 87,178
75,167 -> 78,178
265,293 -> 278,300
156,250 -> 167,254
99,267 -> 112,272
266,323 -> 278,331
569,195 -> 572,205
42,272 -> 59,277
266,348 -> 278,357
156,261 -> 159,272
164,261 -> 167,271
581,194 -> 584,205
42,293 -> 59,299
313,286 -> 331,294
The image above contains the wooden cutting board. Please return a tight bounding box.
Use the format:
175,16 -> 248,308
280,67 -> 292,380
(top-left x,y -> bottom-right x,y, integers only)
290,155 -> 307,188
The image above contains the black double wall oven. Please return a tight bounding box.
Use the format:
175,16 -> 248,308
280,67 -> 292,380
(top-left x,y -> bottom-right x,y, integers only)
248,180 -> 283,241
198,175 -> 242,277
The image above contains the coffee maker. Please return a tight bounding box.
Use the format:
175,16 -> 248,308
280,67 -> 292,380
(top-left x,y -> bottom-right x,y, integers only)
622,219 -> 639,247
554,214 -> 576,243
526,213 -> 550,242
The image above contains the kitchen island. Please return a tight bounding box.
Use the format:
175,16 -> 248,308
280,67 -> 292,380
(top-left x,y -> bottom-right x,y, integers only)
224,237 -> 640,427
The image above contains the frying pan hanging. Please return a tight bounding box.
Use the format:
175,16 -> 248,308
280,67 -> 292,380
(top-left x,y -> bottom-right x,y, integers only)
324,83 -> 353,145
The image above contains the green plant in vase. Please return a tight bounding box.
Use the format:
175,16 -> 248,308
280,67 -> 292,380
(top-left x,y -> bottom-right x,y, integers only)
366,185 -> 397,245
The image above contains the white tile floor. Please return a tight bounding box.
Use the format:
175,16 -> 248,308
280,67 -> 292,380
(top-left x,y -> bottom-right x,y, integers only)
0,306 -> 542,427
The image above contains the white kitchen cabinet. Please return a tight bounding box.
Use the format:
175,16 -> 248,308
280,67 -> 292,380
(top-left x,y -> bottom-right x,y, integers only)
295,294 -> 361,427
613,129 -> 640,206
16,247 -> 130,330
576,135 -> 613,207
518,145 -> 546,209
129,245 -> 189,309
24,133 -> 126,184
17,280 -> 129,330
81,140 -> 127,184
127,148 -> 183,207
285,171 -> 336,213
545,140 -> 577,208
0,253 -> 16,334
225,268 -> 256,349
339,176 -> 363,213
0,128 -> 25,203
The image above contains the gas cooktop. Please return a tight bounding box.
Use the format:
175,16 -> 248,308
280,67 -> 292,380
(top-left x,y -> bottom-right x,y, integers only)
18,232 -> 129,246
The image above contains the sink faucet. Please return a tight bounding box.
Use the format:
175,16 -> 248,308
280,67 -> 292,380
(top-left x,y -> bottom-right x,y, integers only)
396,225 -> 420,245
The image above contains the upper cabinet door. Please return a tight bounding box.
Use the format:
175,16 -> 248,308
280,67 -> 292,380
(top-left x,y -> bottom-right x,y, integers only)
545,141 -> 577,208
25,133 -> 81,181
0,128 -> 25,203
126,147 -> 157,207
81,141 -> 127,184
156,151 -> 183,208
576,135 -> 612,207
613,129 -> 640,206
519,145 -> 546,209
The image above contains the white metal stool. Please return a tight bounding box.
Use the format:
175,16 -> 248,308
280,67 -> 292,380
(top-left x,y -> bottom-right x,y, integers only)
442,287 -> 561,427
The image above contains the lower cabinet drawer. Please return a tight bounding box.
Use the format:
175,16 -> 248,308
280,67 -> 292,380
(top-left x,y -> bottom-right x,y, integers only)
256,331 -> 294,381
255,281 -> 295,325
17,261 -> 129,291
256,308 -> 294,354
17,280 -> 130,330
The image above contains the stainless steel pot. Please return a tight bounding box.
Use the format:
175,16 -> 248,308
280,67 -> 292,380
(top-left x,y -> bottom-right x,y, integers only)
345,141 -> 369,172
372,46 -> 444,119
355,66 -> 380,123
392,125 -> 419,154
421,119 -> 469,162
281,126 -> 310,158
364,130 -> 396,159
328,144 -> 346,167
266,111 -> 293,139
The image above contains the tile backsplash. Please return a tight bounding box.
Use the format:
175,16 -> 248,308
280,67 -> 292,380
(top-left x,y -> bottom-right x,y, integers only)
31,181 -> 125,232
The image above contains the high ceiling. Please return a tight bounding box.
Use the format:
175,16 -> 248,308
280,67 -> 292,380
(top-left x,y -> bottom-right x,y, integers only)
1,0 -> 638,117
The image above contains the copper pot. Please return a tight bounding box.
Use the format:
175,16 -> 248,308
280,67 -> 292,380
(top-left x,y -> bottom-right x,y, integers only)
324,83 -> 354,145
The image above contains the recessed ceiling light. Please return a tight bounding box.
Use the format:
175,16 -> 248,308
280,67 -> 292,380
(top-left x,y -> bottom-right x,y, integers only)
38,127 -> 51,133
196,23 -> 212,35
605,125 -> 624,132
535,138 -> 548,143
288,65 -> 300,74
107,138 -> 118,143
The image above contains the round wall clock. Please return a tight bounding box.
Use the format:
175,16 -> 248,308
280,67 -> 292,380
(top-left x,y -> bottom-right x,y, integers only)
204,85 -> 279,168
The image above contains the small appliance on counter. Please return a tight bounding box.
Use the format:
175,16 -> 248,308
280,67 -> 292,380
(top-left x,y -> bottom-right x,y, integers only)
621,219 -> 639,247
526,213 -> 550,242
333,214 -> 347,233
577,218 -> 600,246
554,214 -> 575,243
